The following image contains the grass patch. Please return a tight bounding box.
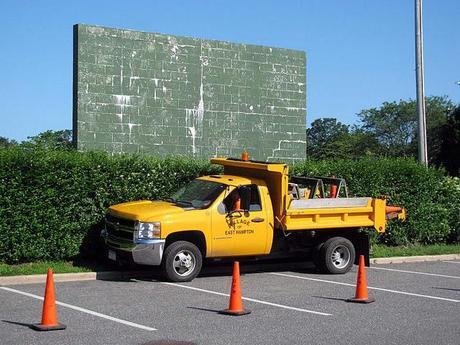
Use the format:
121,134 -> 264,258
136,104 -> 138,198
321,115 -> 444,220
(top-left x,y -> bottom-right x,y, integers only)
0,259 -> 119,277
0,261 -> 91,276
372,244 -> 460,258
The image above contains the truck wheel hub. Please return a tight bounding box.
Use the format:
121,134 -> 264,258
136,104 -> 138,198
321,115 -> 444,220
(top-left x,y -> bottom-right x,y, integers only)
173,250 -> 195,276
331,246 -> 350,269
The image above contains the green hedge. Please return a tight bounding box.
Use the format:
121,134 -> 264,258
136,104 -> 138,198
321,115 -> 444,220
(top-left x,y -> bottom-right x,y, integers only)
0,148 -> 458,263
0,148 -> 219,263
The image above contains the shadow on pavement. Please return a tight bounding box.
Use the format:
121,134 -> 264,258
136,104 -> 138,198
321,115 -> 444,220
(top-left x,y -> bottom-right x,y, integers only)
94,258 -> 319,283
186,306 -> 221,314
139,340 -> 197,345
2,320 -> 32,328
432,287 -> 460,292
311,296 -> 349,302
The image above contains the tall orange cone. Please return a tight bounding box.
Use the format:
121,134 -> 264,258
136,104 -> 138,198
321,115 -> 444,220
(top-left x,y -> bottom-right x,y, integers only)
219,261 -> 251,316
31,268 -> 66,331
347,255 -> 375,304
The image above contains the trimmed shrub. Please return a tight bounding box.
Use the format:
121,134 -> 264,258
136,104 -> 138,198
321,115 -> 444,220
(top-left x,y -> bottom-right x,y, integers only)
0,148 -> 219,263
0,149 -> 458,263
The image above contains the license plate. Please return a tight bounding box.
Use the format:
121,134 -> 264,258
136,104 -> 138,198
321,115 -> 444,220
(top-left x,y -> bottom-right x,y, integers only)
108,250 -> 116,261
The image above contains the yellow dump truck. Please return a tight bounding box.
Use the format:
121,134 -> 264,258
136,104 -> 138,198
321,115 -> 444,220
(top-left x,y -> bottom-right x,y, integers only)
101,156 -> 405,282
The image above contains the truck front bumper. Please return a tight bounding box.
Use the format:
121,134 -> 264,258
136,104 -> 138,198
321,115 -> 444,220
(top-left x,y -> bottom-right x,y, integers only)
131,240 -> 165,266
102,229 -> 165,266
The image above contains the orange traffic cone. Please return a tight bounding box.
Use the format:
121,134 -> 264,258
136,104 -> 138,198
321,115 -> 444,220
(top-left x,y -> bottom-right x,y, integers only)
31,268 -> 66,331
347,255 -> 375,304
219,261 -> 251,316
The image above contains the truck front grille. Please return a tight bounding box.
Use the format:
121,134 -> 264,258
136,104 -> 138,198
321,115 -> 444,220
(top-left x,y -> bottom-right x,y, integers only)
105,214 -> 135,241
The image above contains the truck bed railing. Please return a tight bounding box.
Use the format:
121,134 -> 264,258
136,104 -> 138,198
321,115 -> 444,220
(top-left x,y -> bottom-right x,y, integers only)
289,197 -> 371,209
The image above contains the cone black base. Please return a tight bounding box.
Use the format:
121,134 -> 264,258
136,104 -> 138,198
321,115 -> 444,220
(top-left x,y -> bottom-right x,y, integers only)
218,309 -> 251,316
346,297 -> 375,304
30,323 -> 67,331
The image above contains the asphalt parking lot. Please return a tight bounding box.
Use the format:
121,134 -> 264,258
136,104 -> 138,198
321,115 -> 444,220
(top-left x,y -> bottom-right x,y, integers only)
1,260 -> 459,345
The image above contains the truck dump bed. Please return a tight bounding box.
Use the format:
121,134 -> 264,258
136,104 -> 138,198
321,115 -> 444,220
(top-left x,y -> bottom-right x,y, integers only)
211,158 -> 401,233
286,197 -> 386,232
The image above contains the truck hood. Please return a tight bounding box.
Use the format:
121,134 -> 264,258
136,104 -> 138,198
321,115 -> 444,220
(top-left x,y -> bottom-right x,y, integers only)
108,200 -> 185,221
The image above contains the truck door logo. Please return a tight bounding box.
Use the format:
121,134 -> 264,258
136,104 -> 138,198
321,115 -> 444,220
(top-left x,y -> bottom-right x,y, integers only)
225,217 -> 254,235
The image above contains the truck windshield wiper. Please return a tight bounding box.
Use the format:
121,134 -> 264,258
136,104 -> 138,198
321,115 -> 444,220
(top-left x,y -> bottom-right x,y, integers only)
162,198 -> 194,207
174,199 -> 194,207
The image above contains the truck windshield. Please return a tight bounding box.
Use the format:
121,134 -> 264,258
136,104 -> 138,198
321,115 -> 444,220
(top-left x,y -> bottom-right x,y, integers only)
168,179 -> 226,209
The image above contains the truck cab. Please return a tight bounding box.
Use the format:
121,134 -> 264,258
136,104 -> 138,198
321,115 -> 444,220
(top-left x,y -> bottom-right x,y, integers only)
102,156 -> 405,282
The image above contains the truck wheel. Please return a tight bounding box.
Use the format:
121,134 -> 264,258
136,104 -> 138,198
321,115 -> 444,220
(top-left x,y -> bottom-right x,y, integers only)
319,237 -> 355,274
162,241 -> 202,282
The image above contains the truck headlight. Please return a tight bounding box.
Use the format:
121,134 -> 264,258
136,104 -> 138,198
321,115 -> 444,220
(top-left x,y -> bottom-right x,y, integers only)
135,222 -> 161,240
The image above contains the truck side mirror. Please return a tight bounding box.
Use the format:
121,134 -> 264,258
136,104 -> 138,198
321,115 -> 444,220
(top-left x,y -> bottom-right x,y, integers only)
217,202 -> 226,215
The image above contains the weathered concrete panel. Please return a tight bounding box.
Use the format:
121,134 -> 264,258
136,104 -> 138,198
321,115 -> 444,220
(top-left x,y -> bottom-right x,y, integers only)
73,24 -> 306,162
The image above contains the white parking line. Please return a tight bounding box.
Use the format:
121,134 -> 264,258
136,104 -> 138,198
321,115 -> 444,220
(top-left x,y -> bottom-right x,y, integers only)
269,273 -> 460,303
0,286 -> 156,331
162,282 -> 332,316
443,261 -> 460,265
369,266 -> 460,279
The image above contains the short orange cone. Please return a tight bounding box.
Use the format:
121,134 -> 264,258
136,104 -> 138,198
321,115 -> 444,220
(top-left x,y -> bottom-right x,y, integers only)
219,261 -> 251,316
31,268 -> 66,331
347,255 -> 375,304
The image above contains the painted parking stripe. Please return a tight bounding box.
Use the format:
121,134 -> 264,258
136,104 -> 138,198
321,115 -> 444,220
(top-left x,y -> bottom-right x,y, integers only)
269,273 -> 460,303
162,282 -> 332,316
369,266 -> 460,279
442,261 -> 460,265
0,286 -> 156,331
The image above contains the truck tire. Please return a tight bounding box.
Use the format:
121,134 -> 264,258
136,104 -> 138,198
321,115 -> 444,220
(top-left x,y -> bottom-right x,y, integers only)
162,241 -> 202,282
319,237 -> 355,274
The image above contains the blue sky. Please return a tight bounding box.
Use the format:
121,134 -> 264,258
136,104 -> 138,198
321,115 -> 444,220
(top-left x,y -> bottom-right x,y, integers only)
1,0 -> 459,141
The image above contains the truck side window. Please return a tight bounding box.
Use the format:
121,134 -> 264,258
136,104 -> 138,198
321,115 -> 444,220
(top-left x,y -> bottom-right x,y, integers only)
223,185 -> 262,212
248,185 -> 262,211
223,190 -> 241,212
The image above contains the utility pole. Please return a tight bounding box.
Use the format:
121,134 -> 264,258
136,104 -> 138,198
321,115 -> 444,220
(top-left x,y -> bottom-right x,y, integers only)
415,0 -> 428,166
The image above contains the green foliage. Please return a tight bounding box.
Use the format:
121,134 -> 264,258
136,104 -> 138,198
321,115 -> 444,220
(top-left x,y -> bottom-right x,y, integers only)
308,96 -> 458,175
0,148 -> 458,264
21,129 -> 74,150
0,136 -> 18,148
292,157 -> 459,246
306,118 -> 349,159
0,148 -> 219,263
358,99 -> 418,157
436,106 -> 460,176
357,96 -> 455,160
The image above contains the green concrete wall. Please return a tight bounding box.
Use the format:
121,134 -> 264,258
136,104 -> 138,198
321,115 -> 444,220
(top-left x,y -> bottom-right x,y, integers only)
73,24 -> 306,162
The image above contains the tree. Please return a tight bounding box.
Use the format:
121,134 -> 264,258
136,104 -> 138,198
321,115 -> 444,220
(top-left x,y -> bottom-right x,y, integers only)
306,119 -> 383,160
357,100 -> 417,157
437,106 -> 460,176
306,118 -> 349,159
21,129 -> 73,150
357,96 -> 455,161
325,129 -> 382,159
0,136 -> 18,148
424,96 -> 456,165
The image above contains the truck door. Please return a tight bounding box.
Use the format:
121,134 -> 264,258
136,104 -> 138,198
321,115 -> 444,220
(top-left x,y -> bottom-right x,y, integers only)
210,184 -> 269,257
